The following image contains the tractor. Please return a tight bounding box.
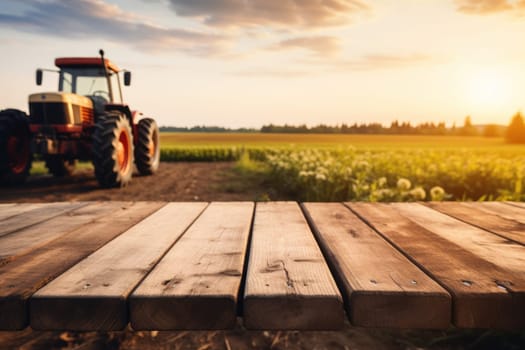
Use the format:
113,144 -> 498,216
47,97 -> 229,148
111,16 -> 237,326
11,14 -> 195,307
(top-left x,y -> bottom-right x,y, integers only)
0,50 -> 160,188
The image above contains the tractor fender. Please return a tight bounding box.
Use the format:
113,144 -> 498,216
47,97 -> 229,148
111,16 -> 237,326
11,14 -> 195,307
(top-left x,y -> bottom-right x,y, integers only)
105,103 -> 133,125
131,110 -> 144,144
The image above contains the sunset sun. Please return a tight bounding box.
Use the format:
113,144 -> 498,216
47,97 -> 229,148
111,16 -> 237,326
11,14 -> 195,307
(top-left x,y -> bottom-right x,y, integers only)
464,68 -> 512,109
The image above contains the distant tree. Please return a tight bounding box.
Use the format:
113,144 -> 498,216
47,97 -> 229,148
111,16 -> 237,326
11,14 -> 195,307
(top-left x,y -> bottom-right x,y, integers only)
460,116 -> 478,136
505,112 -> 525,144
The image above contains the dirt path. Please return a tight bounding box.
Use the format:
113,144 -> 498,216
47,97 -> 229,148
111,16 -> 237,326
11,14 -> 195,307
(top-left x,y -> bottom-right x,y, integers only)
0,162 -> 277,203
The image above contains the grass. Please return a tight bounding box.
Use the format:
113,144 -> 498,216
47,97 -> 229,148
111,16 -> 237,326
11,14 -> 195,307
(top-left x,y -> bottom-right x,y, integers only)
30,161 -> 93,176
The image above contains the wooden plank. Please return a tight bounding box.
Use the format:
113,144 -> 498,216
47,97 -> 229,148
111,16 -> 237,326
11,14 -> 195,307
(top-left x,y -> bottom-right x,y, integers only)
0,201 -> 164,330
0,202 -> 86,238
304,203 -> 450,329
349,202 -> 525,329
0,203 -> 47,222
0,202 -> 133,266
504,201 -> 525,209
426,202 -> 525,245
243,202 -> 344,330
0,203 -> 44,222
30,202 -> 207,331
130,202 -> 254,330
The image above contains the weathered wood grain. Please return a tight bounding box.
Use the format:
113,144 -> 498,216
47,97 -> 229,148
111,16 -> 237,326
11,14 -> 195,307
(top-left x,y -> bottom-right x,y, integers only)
30,202 -> 206,331
426,202 -> 525,245
0,202 -> 129,266
304,203 -> 450,328
504,201 -> 525,209
349,202 -> 525,329
0,201 -> 164,330
0,203 -> 46,222
0,202 -> 86,238
130,202 -> 254,330
243,202 -> 344,330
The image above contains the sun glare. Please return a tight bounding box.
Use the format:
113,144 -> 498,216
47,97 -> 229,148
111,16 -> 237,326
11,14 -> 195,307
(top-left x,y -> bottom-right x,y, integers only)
464,68 -> 512,109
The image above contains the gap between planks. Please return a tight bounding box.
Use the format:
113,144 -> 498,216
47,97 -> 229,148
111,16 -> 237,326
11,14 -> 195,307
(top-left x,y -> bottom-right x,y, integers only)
426,202 -> 525,246
348,202 -> 525,329
0,201 -> 164,330
303,202 -> 450,329
30,202 -> 207,331
243,202 -> 344,330
130,202 -> 254,330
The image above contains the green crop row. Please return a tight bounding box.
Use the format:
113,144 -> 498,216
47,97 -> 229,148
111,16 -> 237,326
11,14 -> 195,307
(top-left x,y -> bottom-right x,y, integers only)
263,148 -> 525,202
161,145 -> 525,202
160,147 -> 276,162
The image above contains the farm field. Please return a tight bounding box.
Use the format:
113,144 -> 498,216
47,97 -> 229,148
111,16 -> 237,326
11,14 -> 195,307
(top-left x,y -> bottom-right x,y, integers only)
22,133 -> 525,203
160,133 -> 525,202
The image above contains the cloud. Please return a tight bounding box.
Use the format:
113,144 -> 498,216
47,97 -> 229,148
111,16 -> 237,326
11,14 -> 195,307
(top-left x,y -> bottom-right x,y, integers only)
167,0 -> 370,29
304,53 -> 433,71
0,0 -> 373,59
341,53 -> 432,70
232,53 -> 434,77
455,0 -> 525,15
232,69 -> 311,78
0,0 -> 229,56
269,36 -> 341,57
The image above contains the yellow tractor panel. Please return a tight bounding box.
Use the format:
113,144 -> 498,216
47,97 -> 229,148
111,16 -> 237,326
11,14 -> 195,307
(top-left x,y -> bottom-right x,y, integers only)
29,93 -> 94,125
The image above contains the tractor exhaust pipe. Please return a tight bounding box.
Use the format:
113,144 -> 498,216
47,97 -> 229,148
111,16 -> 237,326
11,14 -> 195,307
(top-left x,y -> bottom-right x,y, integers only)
99,49 -> 113,102
99,49 -> 107,75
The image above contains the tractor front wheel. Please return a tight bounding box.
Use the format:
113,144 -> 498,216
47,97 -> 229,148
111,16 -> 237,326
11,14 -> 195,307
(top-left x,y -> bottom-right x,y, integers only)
0,109 -> 32,186
45,156 -> 76,177
134,118 -> 160,175
92,112 -> 134,188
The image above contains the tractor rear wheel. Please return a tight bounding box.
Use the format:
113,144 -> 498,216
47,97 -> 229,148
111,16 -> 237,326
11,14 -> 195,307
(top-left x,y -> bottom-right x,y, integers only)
45,156 -> 76,177
134,118 -> 160,175
0,109 -> 32,186
92,112 -> 134,188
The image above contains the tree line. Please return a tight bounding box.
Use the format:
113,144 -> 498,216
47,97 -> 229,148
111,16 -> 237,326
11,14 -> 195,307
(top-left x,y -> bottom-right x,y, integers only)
260,117 -> 505,137
159,126 -> 258,133
160,112 -> 525,143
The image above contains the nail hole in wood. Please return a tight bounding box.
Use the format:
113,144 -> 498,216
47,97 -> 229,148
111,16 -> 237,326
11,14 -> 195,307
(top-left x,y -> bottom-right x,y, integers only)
461,280 -> 472,287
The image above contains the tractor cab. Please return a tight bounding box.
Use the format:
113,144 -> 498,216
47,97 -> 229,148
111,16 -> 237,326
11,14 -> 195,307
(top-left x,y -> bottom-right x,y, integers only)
37,57 -> 131,116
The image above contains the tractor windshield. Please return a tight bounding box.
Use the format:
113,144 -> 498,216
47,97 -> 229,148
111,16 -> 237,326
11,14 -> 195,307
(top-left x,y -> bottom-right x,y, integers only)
58,67 -> 122,103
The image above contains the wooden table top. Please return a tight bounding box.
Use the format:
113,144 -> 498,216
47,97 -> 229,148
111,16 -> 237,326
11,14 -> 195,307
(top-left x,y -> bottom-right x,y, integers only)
0,201 -> 523,331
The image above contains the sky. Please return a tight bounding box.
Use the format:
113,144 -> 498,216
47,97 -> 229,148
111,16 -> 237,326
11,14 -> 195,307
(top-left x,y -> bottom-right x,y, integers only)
1,0 -> 525,128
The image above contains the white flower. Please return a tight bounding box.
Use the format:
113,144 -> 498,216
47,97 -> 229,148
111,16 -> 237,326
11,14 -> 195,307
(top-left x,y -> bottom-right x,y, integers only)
316,173 -> 327,181
430,186 -> 445,201
397,178 -> 411,191
409,187 -> 426,200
